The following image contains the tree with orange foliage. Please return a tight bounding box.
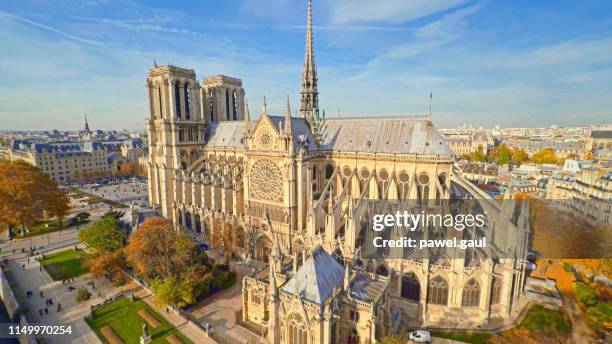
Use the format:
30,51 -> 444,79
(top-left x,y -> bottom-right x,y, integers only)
88,251 -> 126,281
125,218 -> 200,280
0,160 -> 69,236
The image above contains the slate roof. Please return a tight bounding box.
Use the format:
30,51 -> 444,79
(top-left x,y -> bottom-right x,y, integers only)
204,121 -> 248,148
349,274 -> 387,303
282,246 -> 344,304
267,116 -> 316,152
317,117 -> 453,155
591,130 -> 612,139
201,115 -> 453,156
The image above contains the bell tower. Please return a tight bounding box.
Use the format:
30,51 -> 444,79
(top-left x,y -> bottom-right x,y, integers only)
146,63 -> 205,220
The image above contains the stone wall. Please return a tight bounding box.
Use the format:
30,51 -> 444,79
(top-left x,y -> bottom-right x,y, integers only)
0,267 -> 36,344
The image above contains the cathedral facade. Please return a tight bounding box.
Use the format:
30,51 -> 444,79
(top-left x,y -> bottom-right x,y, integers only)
146,1 -> 528,343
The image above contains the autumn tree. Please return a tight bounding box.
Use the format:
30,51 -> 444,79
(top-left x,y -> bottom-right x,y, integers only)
88,251 -> 126,281
470,145 -> 487,162
512,148 -> 529,165
531,148 -> 560,164
125,218 -> 201,280
126,218 -> 235,307
488,144 -> 512,165
79,217 -> 125,254
0,160 -> 69,235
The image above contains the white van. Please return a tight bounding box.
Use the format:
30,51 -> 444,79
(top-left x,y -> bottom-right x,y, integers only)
408,330 -> 431,343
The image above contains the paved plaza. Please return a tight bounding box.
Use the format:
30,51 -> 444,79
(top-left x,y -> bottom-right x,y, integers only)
80,180 -> 148,207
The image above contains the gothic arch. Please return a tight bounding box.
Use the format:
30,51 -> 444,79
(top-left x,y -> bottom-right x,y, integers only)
401,272 -> 420,301
428,275 -> 449,305
255,234 -> 273,262
375,263 -> 389,277
461,278 -> 481,307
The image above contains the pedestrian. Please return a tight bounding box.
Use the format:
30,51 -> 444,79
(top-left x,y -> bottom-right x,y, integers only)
49,298 -> 53,305
38,309 -> 43,316
57,303 -> 62,312
39,291 -> 43,298
44,308 -> 48,315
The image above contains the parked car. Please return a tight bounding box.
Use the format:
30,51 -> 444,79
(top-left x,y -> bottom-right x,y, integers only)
199,242 -> 210,251
408,330 -> 431,343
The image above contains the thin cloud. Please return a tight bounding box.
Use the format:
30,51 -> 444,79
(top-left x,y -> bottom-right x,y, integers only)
0,10 -> 107,47
330,0 -> 472,24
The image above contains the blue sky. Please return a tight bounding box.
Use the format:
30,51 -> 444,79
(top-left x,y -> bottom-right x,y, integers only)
0,0 -> 611,131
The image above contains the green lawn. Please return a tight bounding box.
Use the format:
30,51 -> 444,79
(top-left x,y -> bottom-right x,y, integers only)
85,298 -> 193,344
14,220 -> 62,239
41,249 -> 90,280
518,304 -> 571,335
432,304 -> 571,344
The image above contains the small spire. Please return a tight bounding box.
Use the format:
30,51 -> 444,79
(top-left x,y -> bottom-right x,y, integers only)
328,182 -> 334,209
343,264 -> 350,291
285,95 -> 292,134
269,254 -> 278,298
84,113 -> 91,133
262,96 -> 268,116
244,97 -> 251,132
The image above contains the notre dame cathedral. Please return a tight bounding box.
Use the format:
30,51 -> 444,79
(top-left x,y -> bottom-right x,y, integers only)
145,1 -> 529,343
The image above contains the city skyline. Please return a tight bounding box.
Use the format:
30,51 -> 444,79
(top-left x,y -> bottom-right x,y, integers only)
1,0 -> 612,131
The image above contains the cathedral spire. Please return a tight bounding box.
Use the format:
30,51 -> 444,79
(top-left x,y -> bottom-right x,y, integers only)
300,0 -> 320,135
285,95 -> 292,134
84,113 -> 91,133
262,96 -> 268,116
244,97 -> 251,133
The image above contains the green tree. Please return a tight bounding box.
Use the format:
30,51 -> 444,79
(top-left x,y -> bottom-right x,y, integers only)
512,148 -> 529,165
532,148 -> 559,164
470,145 -> 486,162
75,287 -> 91,303
79,217 -> 125,254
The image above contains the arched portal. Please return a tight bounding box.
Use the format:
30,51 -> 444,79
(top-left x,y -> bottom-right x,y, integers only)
401,272 -> 420,301
255,235 -> 272,262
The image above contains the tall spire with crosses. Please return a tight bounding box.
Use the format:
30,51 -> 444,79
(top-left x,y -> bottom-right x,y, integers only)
300,0 -> 320,136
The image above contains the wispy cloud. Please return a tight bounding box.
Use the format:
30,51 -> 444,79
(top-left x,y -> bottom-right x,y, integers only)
0,10 -> 107,47
330,0 -> 471,24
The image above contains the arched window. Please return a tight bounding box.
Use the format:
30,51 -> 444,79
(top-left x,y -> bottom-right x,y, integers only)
428,276 -> 448,305
401,272 -> 420,301
184,84 -> 191,119
491,277 -> 502,305
398,171 -> 410,199
232,90 -> 237,120
376,264 -> 389,277
348,328 -> 360,344
195,215 -> 202,234
325,165 -> 334,179
157,86 -> 163,118
287,315 -> 307,344
225,90 -> 230,120
418,173 -> 430,204
185,212 -> 192,230
174,83 -> 181,118
462,278 -> 481,307
209,91 -> 214,122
